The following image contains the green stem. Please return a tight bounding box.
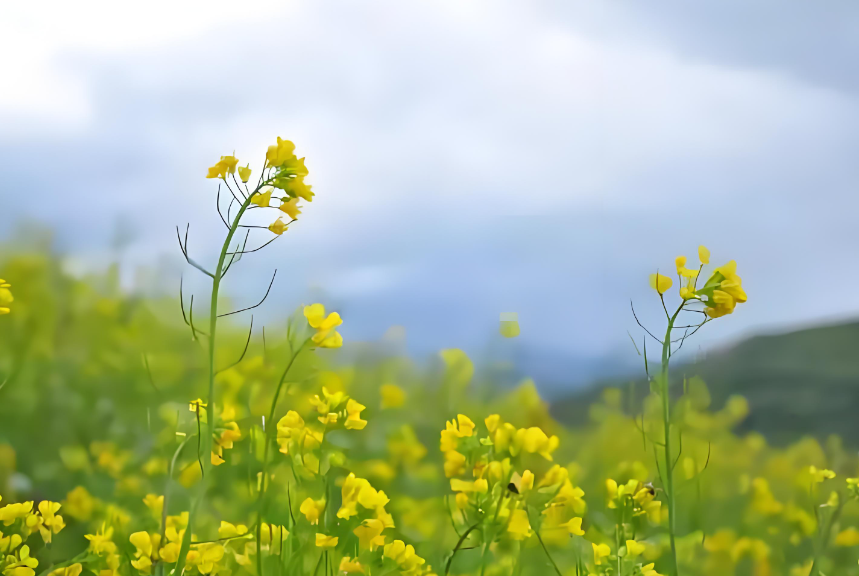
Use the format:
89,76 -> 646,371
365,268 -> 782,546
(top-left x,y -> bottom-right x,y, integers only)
174,182 -> 259,576
661,306 -> 683,576
256,340 -> 309,576
445,522 -> 481,576
810,500 -> 843,576
533,529 -> 563,576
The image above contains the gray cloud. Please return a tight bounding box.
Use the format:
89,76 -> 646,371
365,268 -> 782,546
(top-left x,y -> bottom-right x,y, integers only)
1,0 -> 858,388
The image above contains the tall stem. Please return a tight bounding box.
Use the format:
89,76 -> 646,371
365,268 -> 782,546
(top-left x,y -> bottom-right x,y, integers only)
661,308 -> 682,576
810,501 -> 843,576
174,186 -> 256,576
255,342 -> 308,576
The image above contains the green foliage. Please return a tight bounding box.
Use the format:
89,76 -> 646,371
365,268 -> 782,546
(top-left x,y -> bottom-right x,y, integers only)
2,250 -> 859,576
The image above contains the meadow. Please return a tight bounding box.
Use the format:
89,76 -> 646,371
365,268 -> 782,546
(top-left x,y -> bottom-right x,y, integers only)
1,138 -> 857,576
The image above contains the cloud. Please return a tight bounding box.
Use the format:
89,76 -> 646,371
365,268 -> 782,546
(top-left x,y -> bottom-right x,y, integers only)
1,0 -> 858,368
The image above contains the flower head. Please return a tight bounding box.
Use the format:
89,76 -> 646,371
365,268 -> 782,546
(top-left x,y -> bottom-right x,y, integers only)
649,273 -> 673,295
279,198 -> 302,220
315,533 -> 338,548
206,155 -> 239,179
268,218 -> 288,236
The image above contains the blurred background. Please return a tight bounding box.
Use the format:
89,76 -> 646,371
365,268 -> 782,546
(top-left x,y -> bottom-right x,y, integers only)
2,0 -> 858,436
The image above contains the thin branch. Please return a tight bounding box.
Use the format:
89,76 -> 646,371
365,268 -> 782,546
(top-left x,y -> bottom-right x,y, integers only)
179,277 -> 208,337
216,184 -> 229,230
630,300 -> 663,345
226,235 -> 280,256
142,353 -> 161,395
216,316 -> 254,374
218,270 -> 277,317
223,177 -> 245,205
221,229 -> 250,279
231,174 -> 249,200
176,224 -> 215,278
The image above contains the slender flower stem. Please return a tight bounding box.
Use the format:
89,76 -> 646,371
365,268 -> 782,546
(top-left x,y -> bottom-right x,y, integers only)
174,180 -> 260,576
255,340 -> 310,576
810,500 -> 843,576
533,530 -> 563,576
661,305 -> 684,576
445,522 -> 481,576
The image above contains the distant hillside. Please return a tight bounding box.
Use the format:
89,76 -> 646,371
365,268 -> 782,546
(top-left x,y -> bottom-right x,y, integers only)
550,319 -> 859,445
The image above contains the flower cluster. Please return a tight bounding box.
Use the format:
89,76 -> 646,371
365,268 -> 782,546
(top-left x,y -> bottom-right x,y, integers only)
276,388 -> 366,476
649,245 -> 747,318
1,497 -> 67,576
187,401 -> 243,466
0,498 -> 66,568
206,136 -> 314,238
440,414 -> 592,567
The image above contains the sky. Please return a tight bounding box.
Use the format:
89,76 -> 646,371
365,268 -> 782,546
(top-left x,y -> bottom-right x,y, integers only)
1,1 -> 858,391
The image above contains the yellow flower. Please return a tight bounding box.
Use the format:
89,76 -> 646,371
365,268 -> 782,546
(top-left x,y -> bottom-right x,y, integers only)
217,521 -> 248,539
266,137 -> 296,168
63,487 -> 95,521
344,399 -> 367,430
835,527 -> 859,546
560,517 -> 584,536
592,542 -> 611,565
251,189 -> 273,208
380,384 -> 406,409
0,501 -> 32,525
206,155 -> 239,179
641,563 -> 664,576
49,564 -> 82,576
188,398 -> 206,413
439,415 -> 475,453
0,279 -> 12,315
809,466 -> 836,483
699,245 -> 710,264
36,501 -> 65,544
85,526 -> 117,556
304,304 -> 344,348
159,542 -> 179,564
278,176 -> 315,202
237,164 -> 252,183
142,494 -> 163,518
698,259 -> 747,318
339,557 -> 365,573
506,509 -> 532,540
626,539 -> 645,557
299,498 -> 325,525
353,519 -> 386,550
268,218 -> 288,236
649,273 -> 673,295
279,198 -> 302,220
315,533 -> 338,548
4,545 -> 39,576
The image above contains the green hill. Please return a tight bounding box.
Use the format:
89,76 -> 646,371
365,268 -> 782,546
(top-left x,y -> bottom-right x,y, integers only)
550,319 -> 859,445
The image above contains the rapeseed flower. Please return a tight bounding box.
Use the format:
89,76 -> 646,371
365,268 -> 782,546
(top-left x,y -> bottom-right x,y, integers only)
206,155 -> 239,179
304,303 -> 343,348
299,498 -> 325,525
315,533 -> 338,548
278,198 -> 301,220
0,280 -> 12,315
251,189 -> 273,208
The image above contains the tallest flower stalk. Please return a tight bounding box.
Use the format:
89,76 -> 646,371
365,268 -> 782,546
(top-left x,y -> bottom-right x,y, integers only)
171,138 -> 314,576
642,245 -> 747,576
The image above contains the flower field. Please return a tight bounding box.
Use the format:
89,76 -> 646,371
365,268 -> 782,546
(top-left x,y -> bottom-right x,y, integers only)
1,138 -> 857,576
